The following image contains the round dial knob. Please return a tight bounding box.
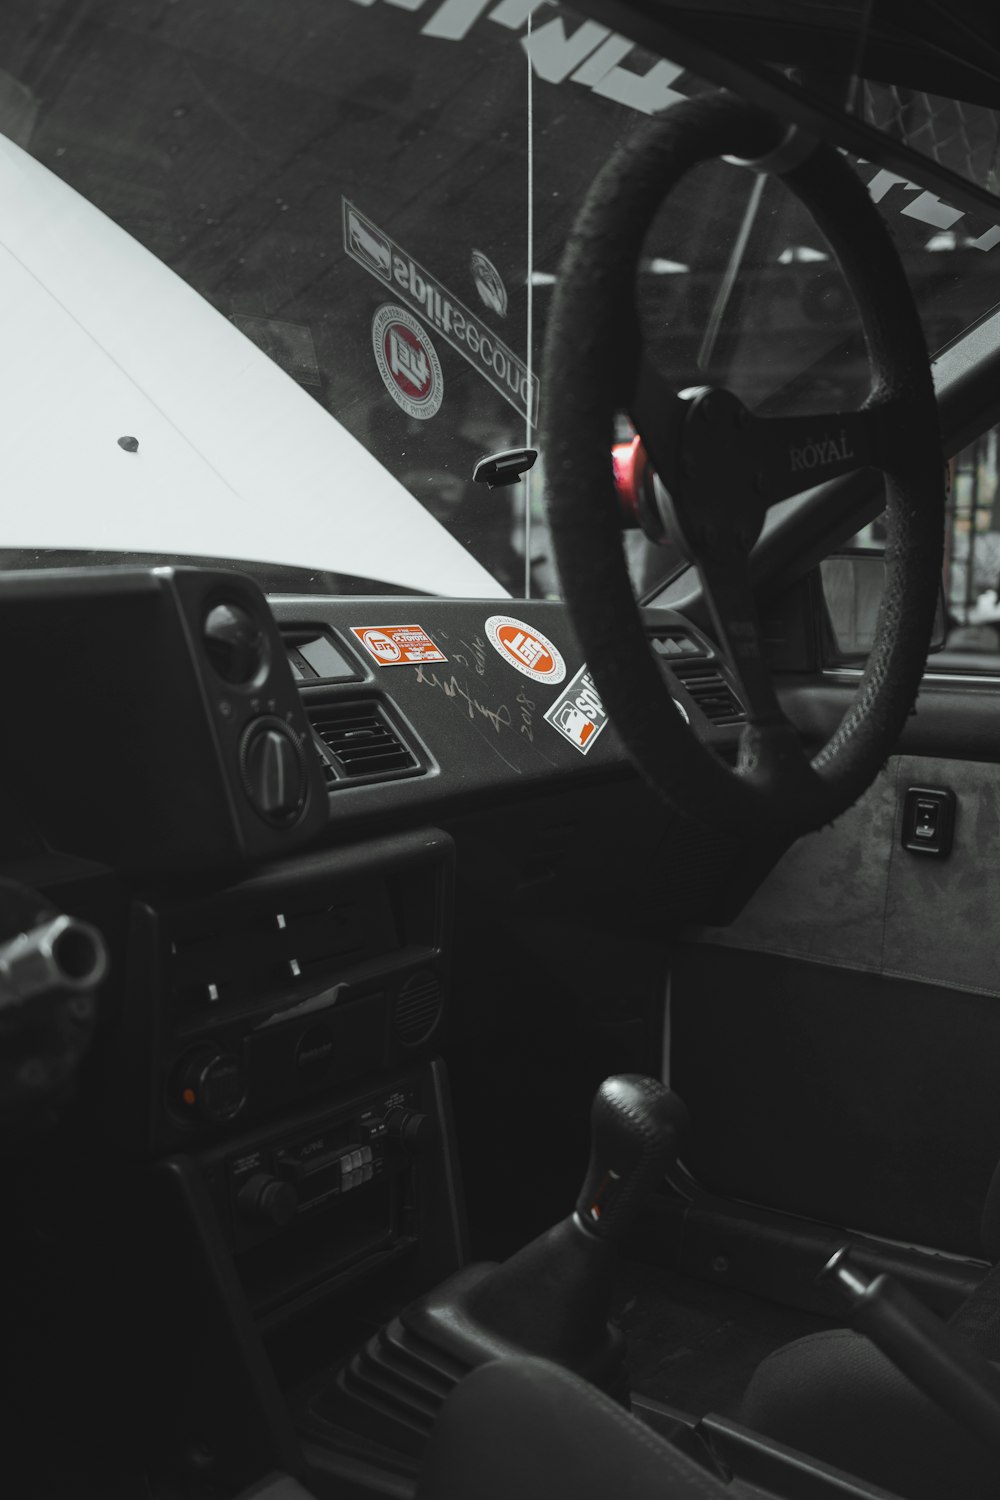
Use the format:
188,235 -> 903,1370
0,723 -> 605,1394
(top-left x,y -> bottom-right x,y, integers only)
240,719 -> 307,826
172,1045 -> 248,1124
203,601 -> 268,684
384,1106 -> 431,1156
237,1173 -> 298,1228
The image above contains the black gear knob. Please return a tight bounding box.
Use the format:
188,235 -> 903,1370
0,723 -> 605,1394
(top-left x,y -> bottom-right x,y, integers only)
574,1075 -> 687,1242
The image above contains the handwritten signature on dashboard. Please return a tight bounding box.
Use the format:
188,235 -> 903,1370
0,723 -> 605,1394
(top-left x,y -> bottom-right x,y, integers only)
413,664 -> 512,734
451,634 -> 488,678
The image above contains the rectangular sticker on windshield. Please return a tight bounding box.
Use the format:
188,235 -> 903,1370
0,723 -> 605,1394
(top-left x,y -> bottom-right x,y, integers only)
351,624 -> 448,667
344,199 -> 539,427
543,665 -> 608,755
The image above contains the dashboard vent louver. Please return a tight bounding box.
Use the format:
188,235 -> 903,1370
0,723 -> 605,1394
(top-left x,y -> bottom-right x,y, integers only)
670,662 -> 746,727
306,700 -> 421,785
648,629 -> 706,661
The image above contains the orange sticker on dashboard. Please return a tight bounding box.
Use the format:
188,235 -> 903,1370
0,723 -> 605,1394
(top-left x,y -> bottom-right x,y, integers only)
484,615 -> 566,685
350,624 -> 447,667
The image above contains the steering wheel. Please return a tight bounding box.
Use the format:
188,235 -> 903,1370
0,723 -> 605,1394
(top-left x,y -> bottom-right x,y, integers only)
541,93 -> 944,840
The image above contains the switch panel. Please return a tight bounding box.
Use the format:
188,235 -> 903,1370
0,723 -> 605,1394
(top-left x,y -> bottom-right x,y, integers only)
902,785 -> 956,858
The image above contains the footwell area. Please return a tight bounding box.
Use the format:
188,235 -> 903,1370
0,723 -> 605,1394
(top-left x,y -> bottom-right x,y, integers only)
612,1258 -> 836,1417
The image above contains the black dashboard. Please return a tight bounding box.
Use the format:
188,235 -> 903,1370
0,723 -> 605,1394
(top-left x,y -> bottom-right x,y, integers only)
0,564 -> 749,871
272,590 -> 746,821
0,564 -> 748,1494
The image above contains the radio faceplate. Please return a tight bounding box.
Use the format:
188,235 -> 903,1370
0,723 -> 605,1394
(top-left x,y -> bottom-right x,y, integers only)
191,1069 -> 451,1319
218,1076 -> 422,1253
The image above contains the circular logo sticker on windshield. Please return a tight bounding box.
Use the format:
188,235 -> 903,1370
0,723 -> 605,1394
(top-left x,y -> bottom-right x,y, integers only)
470,250 -> 508,318
484,615 -> 566,685
372,304 -> 443,420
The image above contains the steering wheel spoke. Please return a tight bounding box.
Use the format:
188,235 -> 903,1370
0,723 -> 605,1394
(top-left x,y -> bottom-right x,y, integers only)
695,551 -> 782,726
696,549 -> 819,800
746,407 -> 881,505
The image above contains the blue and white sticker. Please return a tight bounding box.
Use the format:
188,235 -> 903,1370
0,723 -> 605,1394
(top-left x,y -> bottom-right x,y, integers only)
544,664 -> 608,755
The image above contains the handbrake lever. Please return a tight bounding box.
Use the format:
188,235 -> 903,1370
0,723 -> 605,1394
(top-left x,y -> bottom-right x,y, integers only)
820,1246 -> 1000,1460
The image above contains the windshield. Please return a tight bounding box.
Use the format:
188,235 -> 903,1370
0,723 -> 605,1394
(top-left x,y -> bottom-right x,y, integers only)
2,2 -> 1000,598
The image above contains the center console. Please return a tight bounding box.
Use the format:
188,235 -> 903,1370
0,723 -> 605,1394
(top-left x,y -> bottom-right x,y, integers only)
126,828 -> 465,1494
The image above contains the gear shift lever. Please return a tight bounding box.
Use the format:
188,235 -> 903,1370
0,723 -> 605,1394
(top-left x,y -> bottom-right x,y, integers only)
451,1074 -> 687,1362
320,1076 -> 688,1455
575,1074 -> 690,1239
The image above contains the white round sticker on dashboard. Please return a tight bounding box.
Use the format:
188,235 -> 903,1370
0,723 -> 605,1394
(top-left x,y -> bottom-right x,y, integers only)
484,615 -> 567,685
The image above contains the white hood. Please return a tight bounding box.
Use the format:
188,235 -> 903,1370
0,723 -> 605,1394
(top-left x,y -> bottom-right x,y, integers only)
0,134 -> 507,598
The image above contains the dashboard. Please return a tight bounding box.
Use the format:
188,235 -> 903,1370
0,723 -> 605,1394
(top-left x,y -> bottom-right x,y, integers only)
0,563 -> 749,1492
0,564 -> 748,868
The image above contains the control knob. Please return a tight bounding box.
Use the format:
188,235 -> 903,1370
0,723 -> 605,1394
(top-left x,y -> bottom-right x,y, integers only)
384,1106 -> 432,1156
172,1045 -> 248,1124
237,1173 -> 298,1228
240,717 -> 308,826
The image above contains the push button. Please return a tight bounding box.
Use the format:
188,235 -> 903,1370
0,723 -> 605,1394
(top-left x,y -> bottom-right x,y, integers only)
902,786 -> 955,858
914,801 -> 938,839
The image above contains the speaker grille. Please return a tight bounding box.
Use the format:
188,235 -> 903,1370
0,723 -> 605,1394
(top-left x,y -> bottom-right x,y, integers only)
394,970 -> 443,1047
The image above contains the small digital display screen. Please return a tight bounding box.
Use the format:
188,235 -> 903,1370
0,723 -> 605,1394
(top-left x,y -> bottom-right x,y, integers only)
290,633 -> 356,682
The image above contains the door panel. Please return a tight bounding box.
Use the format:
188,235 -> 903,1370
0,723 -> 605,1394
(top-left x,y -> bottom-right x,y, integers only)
673,752 -> 1000,1258
691,754 -> 1000,999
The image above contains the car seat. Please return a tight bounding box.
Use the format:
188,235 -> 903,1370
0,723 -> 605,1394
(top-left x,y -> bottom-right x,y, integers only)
737,1262 -> 1000,1500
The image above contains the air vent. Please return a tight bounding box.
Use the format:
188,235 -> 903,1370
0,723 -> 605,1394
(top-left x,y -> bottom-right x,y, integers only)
394,970 -> 444,1047
306,700 -> 421,785
648,630 -> 706,661
671,662 -> 746,727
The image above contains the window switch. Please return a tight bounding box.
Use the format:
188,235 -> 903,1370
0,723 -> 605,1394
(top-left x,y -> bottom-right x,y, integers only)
902,786 -> 955,857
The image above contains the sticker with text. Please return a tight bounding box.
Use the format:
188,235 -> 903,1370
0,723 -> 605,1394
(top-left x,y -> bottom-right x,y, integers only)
351,624 -> 447,667
484,615 -> 566,685
345,200 -> 538,425
544,665 -> 608,755
371,304 -> 443,420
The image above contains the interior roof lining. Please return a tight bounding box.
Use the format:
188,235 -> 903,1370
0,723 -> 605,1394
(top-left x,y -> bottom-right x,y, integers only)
578,0 -> 1000,224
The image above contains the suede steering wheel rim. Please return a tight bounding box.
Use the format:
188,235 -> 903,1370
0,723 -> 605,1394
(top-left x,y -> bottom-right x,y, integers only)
541,93 -> 945,839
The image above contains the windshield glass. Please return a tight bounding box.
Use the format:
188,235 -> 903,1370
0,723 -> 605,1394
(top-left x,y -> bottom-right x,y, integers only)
2,2 -> 1000,598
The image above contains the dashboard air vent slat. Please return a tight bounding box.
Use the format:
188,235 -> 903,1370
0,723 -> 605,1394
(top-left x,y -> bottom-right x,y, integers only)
648,630 -> 705,660
670,662 -> 746,727
306,701 -> 421,784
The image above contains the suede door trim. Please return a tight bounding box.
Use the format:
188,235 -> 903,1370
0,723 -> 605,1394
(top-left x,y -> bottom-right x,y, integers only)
690,755 -> 1000,1000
